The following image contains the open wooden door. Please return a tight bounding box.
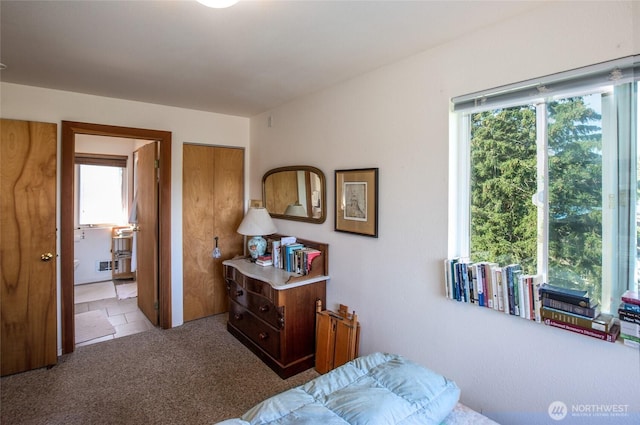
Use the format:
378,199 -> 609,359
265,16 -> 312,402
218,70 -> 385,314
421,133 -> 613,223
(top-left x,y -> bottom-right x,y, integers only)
1,119 -> 57,376
134,142 -> 159,326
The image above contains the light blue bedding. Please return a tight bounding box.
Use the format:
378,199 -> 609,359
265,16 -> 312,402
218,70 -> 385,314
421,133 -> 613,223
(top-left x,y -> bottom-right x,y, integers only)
216,352 -> 461,425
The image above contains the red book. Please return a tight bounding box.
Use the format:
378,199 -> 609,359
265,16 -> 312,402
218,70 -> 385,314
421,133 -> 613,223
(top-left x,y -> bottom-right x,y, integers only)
621,290 -> 640,306
544,318 -> 619,343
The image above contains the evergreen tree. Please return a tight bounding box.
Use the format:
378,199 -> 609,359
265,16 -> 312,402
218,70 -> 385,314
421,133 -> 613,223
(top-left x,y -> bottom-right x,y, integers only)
469,97 -> 602,302
470,106 -> 537,272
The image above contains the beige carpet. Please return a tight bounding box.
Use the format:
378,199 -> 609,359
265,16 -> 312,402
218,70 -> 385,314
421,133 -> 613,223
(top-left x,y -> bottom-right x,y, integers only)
116,282 -> 137,299
1,314 -> 318,425
74,310 -> 116,343
74,281 -> 116,304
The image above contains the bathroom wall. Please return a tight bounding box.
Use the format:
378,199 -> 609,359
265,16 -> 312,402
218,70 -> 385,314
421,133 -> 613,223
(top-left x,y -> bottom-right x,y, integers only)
73,227 -> 113,285
73,134 -> 138,285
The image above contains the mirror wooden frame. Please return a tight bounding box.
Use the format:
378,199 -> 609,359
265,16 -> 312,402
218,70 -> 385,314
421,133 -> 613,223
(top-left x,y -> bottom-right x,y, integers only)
262,165 -> 326,223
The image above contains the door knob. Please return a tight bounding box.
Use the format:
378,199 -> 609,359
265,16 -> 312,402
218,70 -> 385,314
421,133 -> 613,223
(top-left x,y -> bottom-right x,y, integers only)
41,253 -> 54,262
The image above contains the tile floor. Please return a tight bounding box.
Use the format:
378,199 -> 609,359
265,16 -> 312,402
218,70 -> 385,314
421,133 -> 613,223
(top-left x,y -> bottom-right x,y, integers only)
74,281 -> 154,347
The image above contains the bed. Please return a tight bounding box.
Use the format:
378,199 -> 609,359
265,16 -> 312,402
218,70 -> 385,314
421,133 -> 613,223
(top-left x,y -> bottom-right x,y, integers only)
216,352 -> 498,425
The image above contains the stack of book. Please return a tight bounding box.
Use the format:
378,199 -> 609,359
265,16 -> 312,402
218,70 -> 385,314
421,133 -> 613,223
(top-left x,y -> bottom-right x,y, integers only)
540,283 -> 619,343
255,255 -> 273,267
618,290 -> 640,349
443,258 -> 542,321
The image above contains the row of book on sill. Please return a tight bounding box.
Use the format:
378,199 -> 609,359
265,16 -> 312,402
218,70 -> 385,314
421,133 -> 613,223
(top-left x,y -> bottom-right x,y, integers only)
255,236 -> 322,276
444,258 -> 640,348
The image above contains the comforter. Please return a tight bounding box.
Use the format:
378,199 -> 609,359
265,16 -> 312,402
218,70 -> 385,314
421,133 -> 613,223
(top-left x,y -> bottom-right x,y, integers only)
216,352 -> 461,425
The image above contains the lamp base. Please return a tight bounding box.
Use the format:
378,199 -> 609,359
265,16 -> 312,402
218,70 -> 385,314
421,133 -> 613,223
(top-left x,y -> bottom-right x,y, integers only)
247,236 -> 267,260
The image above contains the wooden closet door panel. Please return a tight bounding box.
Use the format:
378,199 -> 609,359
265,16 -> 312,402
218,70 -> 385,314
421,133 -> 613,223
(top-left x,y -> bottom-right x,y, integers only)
211,147 -> 244,314
1,119 -> 57,376
183,144 -> 215,322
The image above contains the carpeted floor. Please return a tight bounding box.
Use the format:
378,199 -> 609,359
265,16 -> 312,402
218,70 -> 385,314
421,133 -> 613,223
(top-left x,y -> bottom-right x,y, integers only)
1,314 -> 318,425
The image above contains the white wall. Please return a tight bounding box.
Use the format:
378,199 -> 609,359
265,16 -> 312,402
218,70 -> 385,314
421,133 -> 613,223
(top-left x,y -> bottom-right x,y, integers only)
250,2 -> 639,424
0,83 -> 250,334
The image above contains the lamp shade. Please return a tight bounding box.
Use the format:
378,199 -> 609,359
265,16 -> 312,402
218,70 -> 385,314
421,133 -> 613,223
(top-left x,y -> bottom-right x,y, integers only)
284,203 -> 307,217
237,207 -> 277,236
237,207 -> 277,259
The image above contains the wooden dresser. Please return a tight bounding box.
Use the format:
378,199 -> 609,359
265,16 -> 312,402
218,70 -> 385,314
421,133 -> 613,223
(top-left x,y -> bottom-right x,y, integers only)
223,238 -> 328,378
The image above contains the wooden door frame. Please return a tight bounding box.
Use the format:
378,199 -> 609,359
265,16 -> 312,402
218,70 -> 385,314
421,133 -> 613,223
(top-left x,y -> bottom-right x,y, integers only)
61,121 -> 172,354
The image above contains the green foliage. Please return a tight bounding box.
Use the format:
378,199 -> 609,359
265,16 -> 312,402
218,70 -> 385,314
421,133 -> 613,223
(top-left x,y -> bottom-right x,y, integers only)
547,98 -> 602,303
469,97 -> 603,304
469,106 -> 537,272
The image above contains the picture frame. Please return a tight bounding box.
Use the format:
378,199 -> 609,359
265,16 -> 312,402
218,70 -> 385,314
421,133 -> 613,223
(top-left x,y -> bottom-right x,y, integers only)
335,168 -> 378,237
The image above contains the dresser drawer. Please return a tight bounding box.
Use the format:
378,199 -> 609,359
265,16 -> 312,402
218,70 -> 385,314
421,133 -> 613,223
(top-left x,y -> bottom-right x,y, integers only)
229,300 -> 281,359
227,280 -> 248,307
245,276 -> 274,301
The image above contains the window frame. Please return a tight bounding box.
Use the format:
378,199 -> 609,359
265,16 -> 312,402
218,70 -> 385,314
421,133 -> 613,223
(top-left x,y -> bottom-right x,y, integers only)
449,56 -> 639,313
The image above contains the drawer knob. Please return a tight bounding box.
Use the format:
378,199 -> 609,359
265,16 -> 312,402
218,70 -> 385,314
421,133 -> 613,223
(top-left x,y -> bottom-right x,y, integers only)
259,305 -> 269,313
258,332 -> 269,340
234,313 -> 243,320
235,289 -> 243,297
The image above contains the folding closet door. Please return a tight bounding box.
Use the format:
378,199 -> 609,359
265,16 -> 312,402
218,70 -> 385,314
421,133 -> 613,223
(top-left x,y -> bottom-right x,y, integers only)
183,144 -> 244,322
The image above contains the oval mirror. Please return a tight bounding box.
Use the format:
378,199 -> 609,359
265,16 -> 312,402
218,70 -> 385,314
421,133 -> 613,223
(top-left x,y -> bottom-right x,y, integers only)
263,166 -> 326,223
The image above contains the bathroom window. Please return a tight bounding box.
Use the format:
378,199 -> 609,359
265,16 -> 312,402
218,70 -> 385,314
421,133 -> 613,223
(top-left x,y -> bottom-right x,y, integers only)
76,153 -> 128,226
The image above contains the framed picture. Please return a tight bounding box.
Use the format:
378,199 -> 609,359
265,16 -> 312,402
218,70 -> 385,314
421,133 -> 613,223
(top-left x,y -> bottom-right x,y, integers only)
335,168 -> 378,237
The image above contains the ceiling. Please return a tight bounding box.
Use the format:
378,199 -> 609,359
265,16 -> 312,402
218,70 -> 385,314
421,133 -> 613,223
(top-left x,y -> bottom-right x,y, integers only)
0,0 -> 543,117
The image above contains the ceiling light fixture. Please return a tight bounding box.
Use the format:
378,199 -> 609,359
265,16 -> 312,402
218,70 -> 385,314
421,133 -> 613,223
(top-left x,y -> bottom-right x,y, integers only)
197,0 -> 239,8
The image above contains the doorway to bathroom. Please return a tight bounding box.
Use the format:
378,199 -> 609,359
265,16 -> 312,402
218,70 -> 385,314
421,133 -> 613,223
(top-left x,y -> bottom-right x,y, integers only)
60,121 -> 172,354
72,135 -> 156,347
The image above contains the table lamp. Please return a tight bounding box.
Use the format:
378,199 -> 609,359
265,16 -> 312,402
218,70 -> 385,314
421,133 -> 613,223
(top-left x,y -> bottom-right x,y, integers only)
237,207 -> 277,260
284,202 -> 307,217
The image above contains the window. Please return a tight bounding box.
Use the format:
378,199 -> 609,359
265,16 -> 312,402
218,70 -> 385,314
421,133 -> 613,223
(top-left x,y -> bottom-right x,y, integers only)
449,56 -> 639,313
76,154 -> 128,226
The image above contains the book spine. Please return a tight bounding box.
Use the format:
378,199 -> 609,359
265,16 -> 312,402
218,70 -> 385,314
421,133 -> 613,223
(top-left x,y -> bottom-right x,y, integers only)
618,309 -> 640,324
518,275 -> 526,319
489,264 -> 498,310
540,288 -> 589,308
539,290 -> 590,307
542,297 -> 599,318
474,264 -> 483,306
501,267 -> 509,314
620,320 -> 640,338
621,294 -> 640,306
444,259 -> 452,299
621,302 -> 640,313
505,266 -> 515,315
470,265 -> 478,304
620,333 -> 640,343
449,259 -> 459,300
544,319 -> 618,343
541,308 -> 613,333
532,279 -> 542,323
454,263 -> 465,302
622,338 -> 640,349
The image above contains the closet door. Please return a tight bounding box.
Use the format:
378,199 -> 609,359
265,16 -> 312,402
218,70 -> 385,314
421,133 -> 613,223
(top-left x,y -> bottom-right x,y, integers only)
1,119 -> 57,376
183,145 -> 244,322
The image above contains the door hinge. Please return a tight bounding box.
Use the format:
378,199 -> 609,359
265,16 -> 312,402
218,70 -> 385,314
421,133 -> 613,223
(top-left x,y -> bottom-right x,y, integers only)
154,159 -> 160,169
154,301 -> 159,310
